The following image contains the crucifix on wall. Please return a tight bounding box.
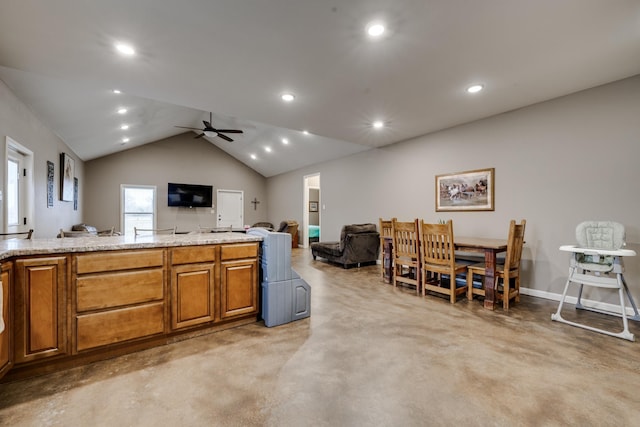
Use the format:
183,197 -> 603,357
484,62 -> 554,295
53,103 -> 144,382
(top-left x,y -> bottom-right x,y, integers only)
251,197 -> 260,210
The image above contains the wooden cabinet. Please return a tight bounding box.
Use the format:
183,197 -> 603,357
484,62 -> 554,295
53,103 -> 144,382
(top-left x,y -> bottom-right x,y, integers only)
0,262 -> 13,378
74,249 -> 165,352
220,244 -> 259,319
170,246 -> 216,329
14,257 -> 67,363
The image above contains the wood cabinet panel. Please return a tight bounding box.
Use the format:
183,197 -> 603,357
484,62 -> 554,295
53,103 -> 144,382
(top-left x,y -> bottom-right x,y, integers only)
15,257 -> 67,363
221,259 -> 258,319
77,269 -> 164,312
171,246 -> 215,265
171,263 -> 215,329
76,302 -> 164,351
75,250 -> 164,274
220,243 -> 258,261
0,263 -> 13,378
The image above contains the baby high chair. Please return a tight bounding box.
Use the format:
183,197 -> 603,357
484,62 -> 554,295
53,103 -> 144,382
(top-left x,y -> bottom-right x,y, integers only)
551,221 -> 639,341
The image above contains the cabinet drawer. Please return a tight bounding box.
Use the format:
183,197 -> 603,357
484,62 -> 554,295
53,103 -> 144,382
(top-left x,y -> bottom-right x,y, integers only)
77,269 -> 164,312
76,302 -> 164,351
220,243 -> 258,261
171,246 -> 215,265
75,250 -> 164,274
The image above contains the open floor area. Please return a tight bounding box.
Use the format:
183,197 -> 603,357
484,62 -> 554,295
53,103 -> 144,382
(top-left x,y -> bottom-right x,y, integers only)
1,248 -> 639,426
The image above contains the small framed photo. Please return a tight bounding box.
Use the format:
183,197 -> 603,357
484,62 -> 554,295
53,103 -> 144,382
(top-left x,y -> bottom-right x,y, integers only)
309,201 -> 318,212
436,168 -> 494,212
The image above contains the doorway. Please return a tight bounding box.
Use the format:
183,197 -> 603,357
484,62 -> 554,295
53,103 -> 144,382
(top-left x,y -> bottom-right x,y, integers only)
303,173 -> 320,248
4,137 -> 34,233
217,189 -> 244,229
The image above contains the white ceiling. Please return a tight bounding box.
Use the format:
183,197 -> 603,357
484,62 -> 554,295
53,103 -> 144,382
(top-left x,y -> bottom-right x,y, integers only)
1,1 -> 639,177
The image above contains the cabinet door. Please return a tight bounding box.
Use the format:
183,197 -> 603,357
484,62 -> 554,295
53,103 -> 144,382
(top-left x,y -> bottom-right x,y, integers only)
220,258 -> 258,319
171,263 -> 215,329
0,262 -> 13,378
15,257 -> 67,363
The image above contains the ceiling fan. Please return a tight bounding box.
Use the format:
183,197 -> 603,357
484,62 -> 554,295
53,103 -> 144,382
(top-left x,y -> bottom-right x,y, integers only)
175,112 -> 243,142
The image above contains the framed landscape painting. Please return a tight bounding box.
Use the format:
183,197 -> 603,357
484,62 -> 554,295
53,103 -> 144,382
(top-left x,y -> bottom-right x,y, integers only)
435,168 -> 494,212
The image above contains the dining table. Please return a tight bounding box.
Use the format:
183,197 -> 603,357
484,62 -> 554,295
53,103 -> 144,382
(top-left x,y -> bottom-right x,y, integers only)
454,236 -> 508,310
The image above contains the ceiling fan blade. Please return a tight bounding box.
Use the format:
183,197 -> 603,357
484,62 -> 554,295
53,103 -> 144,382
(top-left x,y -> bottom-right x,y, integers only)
215,129 -> 243,134
217,133 -> 233,142
175,126 -> 203,130
203,121 -> 212,128
194,133 -> 205,139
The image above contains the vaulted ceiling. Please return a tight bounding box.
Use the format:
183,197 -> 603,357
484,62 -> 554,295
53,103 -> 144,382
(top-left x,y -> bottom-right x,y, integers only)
1,1 -> 639,177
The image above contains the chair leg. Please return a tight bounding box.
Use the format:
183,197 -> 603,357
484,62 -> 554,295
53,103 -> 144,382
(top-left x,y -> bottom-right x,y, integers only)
503,277 -> 509,310
467,270 -> 473,301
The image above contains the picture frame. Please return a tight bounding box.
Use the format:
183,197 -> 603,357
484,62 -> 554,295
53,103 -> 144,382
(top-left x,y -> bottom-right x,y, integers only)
60,153 -> 75,202
309,201 -> 318,212
47,160 -> 54,207
73,177 -> 79,211
435,167 -> 494,212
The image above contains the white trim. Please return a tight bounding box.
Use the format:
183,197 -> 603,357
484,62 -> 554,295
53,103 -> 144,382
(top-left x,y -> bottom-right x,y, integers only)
520,287 -> 637,316
4,137 -> 34,233
120,184 -> 157,235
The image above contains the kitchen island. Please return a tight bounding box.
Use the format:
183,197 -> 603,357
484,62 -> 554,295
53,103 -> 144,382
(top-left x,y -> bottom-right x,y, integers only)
0,232 -> 262,382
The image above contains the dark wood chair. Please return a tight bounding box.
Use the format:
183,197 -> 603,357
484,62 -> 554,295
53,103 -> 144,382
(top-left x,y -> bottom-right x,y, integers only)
467,219 -> 526,309
0,229 -> 33,240
419,220 -> 468,303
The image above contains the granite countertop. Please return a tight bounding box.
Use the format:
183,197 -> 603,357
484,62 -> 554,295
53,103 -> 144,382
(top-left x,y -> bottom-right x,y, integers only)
0,232 -> 262,261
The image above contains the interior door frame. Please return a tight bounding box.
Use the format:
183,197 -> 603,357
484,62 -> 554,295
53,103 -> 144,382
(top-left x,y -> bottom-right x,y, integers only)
303,173 -> 320,248
216,189 -> 244,229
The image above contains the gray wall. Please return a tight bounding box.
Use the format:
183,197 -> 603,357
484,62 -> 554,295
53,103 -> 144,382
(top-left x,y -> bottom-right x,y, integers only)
0,79 -> 83,238
84,133 -> 267,233
267,75 -> 640,301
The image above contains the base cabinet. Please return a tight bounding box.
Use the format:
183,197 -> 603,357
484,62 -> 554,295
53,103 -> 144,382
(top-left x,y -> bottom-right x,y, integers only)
0,262 -> 13,377
14,257 -> 67,363
221,244 -> 259,319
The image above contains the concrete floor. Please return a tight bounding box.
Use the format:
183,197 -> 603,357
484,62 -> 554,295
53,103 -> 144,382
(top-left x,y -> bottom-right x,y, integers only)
1,248 -> 639,426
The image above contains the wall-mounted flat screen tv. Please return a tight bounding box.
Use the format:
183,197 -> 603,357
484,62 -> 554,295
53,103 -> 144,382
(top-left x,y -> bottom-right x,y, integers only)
168,183 -> 213,208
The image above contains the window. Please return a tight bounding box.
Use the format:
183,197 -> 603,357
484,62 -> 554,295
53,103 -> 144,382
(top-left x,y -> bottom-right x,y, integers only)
121,185 -> 156,235
7,157 -> 20,226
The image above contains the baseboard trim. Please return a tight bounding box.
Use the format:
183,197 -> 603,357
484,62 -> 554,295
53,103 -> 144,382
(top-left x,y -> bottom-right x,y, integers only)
520,287 -> 638,316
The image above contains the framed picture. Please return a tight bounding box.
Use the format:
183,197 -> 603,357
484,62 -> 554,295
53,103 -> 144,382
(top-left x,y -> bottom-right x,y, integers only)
73,177 -> 79,211
60,153 -> 75,202
435,168 -> 494,212
309,201 -> 318,212
47,160 -> 54,207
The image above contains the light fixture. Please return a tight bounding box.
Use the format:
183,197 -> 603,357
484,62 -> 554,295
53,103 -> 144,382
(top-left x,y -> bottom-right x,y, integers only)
373,120 -> 384,129
117,108 -> 127,114
112,89 -> 121,94
282,138 -> 289,144
250,154 -> 257,160
122,137 -> 130,143
281,93 -> 295,102
265,147 -> 272,153
120,124 -> 129,130
367,22 -> 386,37
115,43 -> 135,56
467,84 -> 484,94
302,130 -> 310,135
203,131 -> 217,138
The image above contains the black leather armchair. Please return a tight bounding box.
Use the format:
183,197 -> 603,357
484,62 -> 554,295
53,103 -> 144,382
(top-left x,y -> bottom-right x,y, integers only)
311,223 -> 380,268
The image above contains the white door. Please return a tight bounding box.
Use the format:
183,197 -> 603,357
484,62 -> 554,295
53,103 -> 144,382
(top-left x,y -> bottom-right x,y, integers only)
5,138 -> 34,234
217,189 -> 243,229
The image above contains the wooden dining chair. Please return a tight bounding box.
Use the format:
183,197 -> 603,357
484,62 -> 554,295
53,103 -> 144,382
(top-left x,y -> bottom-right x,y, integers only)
467,219 -> 526,309
0,229 -> 33,240
391,219 -> 420,294
419,220 -> 468,303
134,226 -> 177,236
379,218 -> 395,281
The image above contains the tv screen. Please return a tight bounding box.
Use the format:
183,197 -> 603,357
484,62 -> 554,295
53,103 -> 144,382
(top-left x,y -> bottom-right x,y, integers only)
168,183 -> 213,208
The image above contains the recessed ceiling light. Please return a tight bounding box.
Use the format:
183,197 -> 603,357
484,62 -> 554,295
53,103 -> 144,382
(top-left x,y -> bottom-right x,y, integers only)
367,22 -> 386,37
250,154 -> 257,160
265,147 -> 272,153
467,84 -> 484,94
122,137 -> 130,143
282,138 -> 289,144
281,93 -> 295,102
115,43 -> 135,56
373,121 -> 384,129
112,89 -> 121,94
120,124 -> 129,130
302,130 -> 310,135
117,108 -> 127,114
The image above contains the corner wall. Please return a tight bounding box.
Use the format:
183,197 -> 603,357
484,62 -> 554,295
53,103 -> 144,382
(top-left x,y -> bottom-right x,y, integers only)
267,75 -> 640,299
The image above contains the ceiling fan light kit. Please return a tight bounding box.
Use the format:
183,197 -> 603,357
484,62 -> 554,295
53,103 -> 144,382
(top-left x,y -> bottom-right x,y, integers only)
175,112 -> 243,142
